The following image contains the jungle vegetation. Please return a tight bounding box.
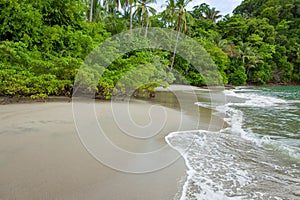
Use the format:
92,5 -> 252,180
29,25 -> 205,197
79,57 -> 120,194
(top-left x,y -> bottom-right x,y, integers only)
0,0 -> 299,99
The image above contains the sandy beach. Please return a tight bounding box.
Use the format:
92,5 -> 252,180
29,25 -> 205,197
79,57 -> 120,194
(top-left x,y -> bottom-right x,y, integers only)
0,88 -> 224,199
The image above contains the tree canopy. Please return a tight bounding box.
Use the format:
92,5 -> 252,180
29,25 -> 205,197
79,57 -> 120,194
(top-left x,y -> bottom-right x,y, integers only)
0,0 -> 299,99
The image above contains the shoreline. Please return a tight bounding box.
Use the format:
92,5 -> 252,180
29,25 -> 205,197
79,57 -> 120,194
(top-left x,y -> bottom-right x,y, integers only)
1,83 -> 300,105
1,87 -> 217,199
0,84 -> 227,199
0,85 -> 228,199
0,101 -> 188,199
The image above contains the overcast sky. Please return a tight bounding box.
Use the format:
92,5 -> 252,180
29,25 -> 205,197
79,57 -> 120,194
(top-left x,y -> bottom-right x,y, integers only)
152,0 -> 243,15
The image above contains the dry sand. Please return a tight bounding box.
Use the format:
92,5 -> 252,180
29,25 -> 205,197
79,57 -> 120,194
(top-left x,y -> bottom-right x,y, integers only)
0,88 -> 224,200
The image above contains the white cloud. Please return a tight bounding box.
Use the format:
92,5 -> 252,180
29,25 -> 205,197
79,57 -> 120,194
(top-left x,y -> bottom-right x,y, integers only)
209,0 -> 243,15
186,0 -> 212,11
151,0 -> 242,15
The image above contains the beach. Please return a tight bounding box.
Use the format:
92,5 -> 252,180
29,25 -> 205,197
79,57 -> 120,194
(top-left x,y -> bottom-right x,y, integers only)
1,86 -> 299,199
0,87 -> 222,200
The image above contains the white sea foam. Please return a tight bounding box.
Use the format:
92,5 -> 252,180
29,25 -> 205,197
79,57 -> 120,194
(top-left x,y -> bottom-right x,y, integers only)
224,90 -> 300,157
166,88 -> 300,200
221,90 -> 300,158
224,90 -> 287,108
165,130 -> 281,200
194,102 -> 219,110
287,99 -> 300,104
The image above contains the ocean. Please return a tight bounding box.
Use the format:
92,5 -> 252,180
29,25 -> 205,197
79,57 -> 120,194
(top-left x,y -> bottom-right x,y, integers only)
166,86 -> 300,200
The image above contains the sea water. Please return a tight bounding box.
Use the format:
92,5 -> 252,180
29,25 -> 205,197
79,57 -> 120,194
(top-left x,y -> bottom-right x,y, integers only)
166,86 -> 300,200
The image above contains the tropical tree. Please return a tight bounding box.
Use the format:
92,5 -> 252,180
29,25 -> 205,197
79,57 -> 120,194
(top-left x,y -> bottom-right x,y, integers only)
161,0 -> 177,28
192,3 -> 222,23
123,0 -> 138,34
133,0 -> 156,36
239,43 -> 260,74
164,0 -> 193,71
103,0 -> 121,13
205,7 -> 222,23
192,3 -> 209,20
89,0 -> 94,22
88,0 -> 107,22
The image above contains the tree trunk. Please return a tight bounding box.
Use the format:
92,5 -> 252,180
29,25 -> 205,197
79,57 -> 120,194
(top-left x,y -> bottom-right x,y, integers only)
89,0 -> 94,22
130,5 -> 133,35
145,18 -> 149,37
170,13 -> 182,71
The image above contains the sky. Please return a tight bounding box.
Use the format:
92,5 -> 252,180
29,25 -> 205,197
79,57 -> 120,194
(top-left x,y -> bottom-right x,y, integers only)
152,0 -> 243,16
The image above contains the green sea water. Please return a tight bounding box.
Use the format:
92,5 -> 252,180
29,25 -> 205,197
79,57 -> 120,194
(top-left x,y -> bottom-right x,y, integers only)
233,86 -> 300,157
167,85 -> 300,199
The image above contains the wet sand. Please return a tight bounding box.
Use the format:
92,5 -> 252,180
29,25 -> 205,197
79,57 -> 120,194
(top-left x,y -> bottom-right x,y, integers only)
0,88 -> 224,199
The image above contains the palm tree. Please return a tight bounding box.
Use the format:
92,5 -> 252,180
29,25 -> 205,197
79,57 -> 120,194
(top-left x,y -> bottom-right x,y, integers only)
205,7 -> 222,23
87,0 -> 107,22
178,2 -> 194,33
122,0 -> 138,35
192,3 -> 209,20
103,0 -> 121,13
89,0 -> 94,22
239,43 -> 263,75
208,32 -> 228,50
133,0 -> 156,36
192,3 -> 222,23
169,0 -> 193,71
161,0 -> 177,28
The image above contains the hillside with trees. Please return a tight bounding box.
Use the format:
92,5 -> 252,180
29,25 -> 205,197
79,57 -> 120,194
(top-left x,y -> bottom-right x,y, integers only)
0,0 -> 299,99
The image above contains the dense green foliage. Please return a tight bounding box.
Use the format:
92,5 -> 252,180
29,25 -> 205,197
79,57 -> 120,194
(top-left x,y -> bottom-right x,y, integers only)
232,0 -> 300,83
0,0 -> 109,98
0,0 -> 299,99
